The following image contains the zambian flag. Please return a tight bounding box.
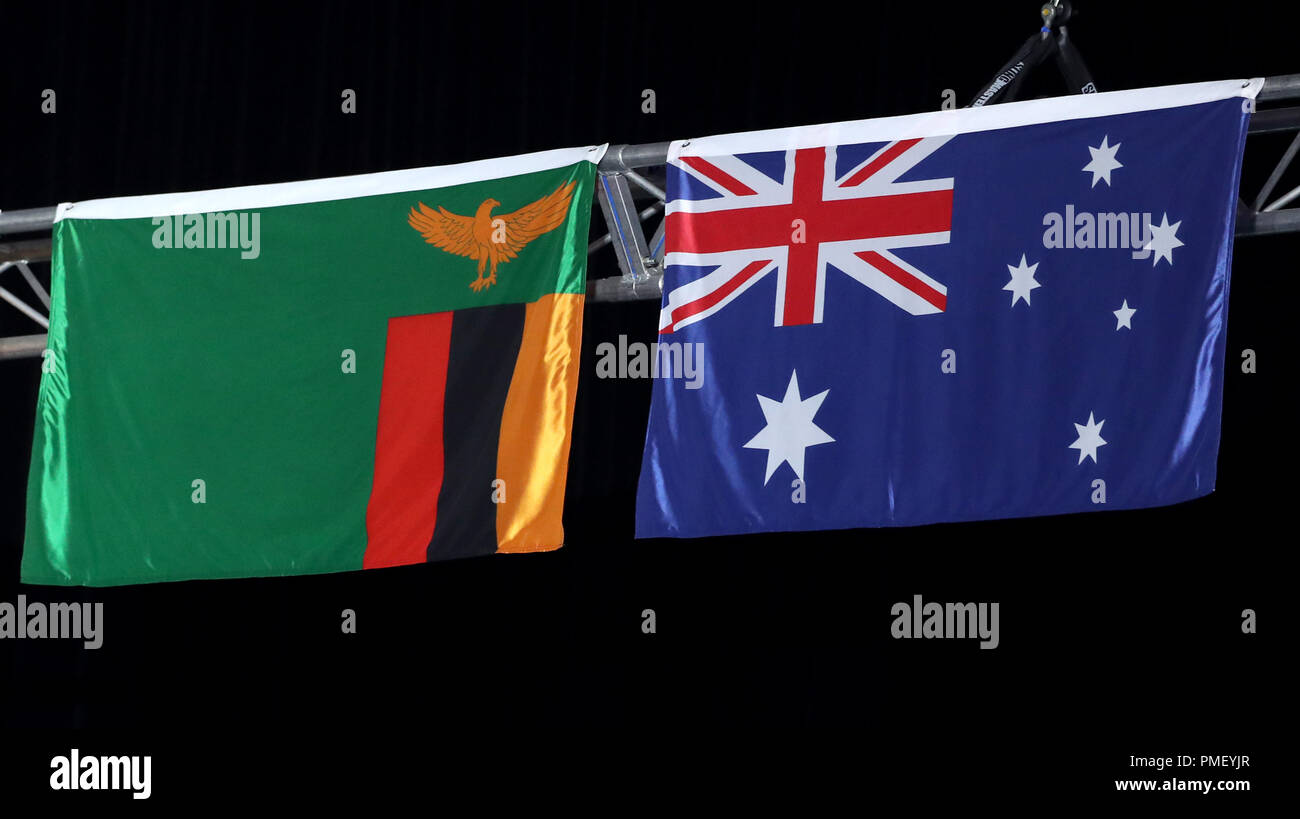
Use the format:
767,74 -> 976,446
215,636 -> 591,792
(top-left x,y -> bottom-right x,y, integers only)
23,146 -> 605,586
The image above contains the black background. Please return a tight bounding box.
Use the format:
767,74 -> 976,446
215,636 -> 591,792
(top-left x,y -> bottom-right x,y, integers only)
0,0 -> 1289,807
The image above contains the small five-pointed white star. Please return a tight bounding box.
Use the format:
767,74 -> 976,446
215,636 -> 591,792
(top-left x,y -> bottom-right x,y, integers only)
1113,299 -> 1136,330
1004,254 -> 1042,307
1082,135 -> 1123,187
743,369 -> 835,485
1143,213 -> 1184,267
1069,412 -> 1107,465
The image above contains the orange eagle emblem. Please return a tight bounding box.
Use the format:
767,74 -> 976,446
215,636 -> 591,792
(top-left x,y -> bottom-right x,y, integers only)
407,181 -> 575,292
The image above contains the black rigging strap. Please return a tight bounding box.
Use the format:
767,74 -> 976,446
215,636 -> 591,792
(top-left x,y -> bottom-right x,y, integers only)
969,1 -> 1097,107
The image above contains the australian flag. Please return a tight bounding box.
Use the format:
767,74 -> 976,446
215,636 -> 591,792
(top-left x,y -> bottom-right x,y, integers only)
635,79 -> 1257,539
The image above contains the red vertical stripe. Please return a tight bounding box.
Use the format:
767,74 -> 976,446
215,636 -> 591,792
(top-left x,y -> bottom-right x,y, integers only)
364,312 -> 453,569
782,147 -> 826,326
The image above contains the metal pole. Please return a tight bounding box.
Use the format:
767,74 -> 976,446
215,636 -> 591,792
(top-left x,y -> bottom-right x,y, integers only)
1258,73 -> 1300,102
0,206 -> 57,236
15,261 -> 52,310
1263,182 -> 1300,213
597,142 -> 671,172
0,285 -> 50,329
0,333 -> 47,361
0,238 -> 52,264
624,169 -> 667,202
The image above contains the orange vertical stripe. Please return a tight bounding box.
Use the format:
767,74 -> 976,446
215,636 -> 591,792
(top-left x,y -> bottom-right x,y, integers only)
364,312 -> 452,569
495,293 -> 584,553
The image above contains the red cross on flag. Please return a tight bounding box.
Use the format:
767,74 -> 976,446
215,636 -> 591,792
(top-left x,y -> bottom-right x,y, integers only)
660,136 -> 955,333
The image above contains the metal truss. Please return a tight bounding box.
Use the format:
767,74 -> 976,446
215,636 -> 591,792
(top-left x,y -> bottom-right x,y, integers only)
589,142 -> 670,303
3,76 -> 1298,360
0,258 -> 52,359
1239,74 -> 1300,236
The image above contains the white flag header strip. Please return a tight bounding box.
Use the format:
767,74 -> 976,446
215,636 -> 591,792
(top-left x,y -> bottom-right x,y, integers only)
670,78 -> 1263,161
57,144 -> 610,222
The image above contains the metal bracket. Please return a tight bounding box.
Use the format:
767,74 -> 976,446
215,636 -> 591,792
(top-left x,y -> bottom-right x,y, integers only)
594,171 -> 657,284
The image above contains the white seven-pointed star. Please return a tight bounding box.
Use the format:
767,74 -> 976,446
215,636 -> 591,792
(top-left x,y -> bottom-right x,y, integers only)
743,370 -> 835,485
1143,213 -> 1184,266
1003,254 -> 1041,307
1113,299 -> 1136,330
1082,135 -> 1123,187
1069,412 -> 1108,465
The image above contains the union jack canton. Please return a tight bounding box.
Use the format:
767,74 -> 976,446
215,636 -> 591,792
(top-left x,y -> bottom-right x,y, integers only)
660,137 -> 954,332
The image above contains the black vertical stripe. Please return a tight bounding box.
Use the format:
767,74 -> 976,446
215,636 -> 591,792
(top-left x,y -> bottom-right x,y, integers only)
427,302 -> 527,562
